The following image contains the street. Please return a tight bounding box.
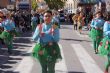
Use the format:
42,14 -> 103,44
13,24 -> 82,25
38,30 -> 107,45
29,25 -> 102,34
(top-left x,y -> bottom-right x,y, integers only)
0,0 -> 110,73
0,22 -> 108,73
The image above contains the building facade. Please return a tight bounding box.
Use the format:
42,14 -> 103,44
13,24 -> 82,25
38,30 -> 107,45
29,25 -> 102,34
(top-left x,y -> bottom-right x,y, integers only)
0,0 -> 31,10
64,0 -> 78,13
0,0 -> 15,8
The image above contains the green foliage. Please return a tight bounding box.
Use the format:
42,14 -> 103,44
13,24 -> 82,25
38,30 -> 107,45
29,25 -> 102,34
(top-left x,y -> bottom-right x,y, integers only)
32,0 -> 38,11
44,0 -> 65,10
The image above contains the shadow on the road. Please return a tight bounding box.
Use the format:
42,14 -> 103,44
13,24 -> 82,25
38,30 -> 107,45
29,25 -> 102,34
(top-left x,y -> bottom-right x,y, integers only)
0,56 -> 22,66
13,43 -> 32,47
0,48 -> 26,56
21,52 -> 31,56
0,55 -> 22,72
0,31 -> 33,71
9,57 -> 22,60
6,61 -> 17,64
68,72 -> 85,73
61,38 -> 91,42
0,70 -> 19,73
0,49 -> 7,54
13,38 -> 31,44
61,22 -> 73,25
0,65 -> 12,69
12,50 -> 27,56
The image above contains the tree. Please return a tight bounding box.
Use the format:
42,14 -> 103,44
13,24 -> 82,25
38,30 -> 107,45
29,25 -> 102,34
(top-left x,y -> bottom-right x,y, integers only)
32,0 -> 38,11
44,0 -> 65,10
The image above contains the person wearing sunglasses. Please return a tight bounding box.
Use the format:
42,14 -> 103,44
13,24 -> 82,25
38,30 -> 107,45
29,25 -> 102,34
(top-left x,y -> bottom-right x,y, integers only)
32,10 -> 62,73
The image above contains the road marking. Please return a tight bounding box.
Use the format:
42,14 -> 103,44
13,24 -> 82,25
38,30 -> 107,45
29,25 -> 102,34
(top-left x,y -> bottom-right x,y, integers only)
71,44 -> 103,73
14,43 -> 35,73
55,44 -> 68,73
75,31 -> 89,38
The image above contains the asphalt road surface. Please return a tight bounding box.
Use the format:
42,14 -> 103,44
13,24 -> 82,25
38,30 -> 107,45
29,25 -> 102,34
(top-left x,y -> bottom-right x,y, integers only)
0,22 -> 108,73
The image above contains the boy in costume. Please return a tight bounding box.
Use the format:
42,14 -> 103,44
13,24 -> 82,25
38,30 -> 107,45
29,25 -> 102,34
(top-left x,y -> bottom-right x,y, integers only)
32,10 -> 62,73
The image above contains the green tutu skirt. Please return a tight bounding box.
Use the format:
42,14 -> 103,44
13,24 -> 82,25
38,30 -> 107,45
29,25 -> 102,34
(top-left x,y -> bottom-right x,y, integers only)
32,43 -> 62,62
0,30 -> 19,39
89,28 -> 103,41
0,31 -> 13,41
98,36 -> 110,56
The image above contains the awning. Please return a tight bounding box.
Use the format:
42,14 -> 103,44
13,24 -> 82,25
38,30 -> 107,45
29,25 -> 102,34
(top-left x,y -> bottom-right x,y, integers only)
77,0 -> 105,6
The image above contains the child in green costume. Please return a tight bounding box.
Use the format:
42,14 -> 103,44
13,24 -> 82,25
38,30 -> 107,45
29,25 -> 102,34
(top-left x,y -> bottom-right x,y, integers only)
32,10 -> 62,73
89,11 -> 104,54
98,19 -> 110,73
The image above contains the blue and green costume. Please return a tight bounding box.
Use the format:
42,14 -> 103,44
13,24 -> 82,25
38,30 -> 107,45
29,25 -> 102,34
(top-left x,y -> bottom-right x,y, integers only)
0,19 -> 17,53
98,21 -> 110,72
32,23 -> 62,73
89,18 -> 104,53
